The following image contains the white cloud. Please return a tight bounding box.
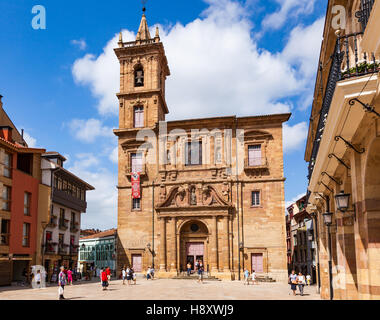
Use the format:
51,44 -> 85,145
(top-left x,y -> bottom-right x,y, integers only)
71,0 -> 322,121
262,0 -> 316,30
23,132 -> 37,148
71,39 -> 87,50
109,147 -> 118,164
283,121 -> 308,153
68,153 -> 117,229
285,192 -> 306,211
68,118 -> 113,143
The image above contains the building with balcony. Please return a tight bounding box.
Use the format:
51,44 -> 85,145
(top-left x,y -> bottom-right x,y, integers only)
114,10 -> 290,282
305,0 -> 380,300
41,152 -> 94,282
286,195 -> 317,284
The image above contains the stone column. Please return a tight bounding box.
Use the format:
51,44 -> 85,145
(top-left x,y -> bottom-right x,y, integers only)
169,217 -> 177,272
211,216 -> 218,272
223,216 -> 230,272
159,217 -> 166,271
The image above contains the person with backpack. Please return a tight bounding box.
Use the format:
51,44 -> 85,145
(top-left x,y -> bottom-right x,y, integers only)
58,266 -> 67,300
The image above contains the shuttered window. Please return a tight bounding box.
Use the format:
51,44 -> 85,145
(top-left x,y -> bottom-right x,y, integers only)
134,106 -> 144,128
248,145 -> 262,166
131,153 -> 143,173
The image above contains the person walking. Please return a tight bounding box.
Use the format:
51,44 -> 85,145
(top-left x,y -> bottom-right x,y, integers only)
306,274 -> 311,286
244,269 -> 250,285
147,267 -> 152,280
58,266 -> 67,300
122,267 -> 126,285
297,272 -> 306,296
67,269 -> 73,286
251,270 -> 257,285
132,269 -> 137,285
187,262 -> 192,276
106,267 -> 111,283
126,267 -> 132,285
289,270 -> 298,296
197,263 -> 204,284
101,268 -> 108,291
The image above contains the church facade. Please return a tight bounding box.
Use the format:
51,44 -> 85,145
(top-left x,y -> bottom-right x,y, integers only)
114,13 -> 290,281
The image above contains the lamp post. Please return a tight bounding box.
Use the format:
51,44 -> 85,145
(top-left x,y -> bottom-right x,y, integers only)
335,191 -> 350,212
323,211 -> 334,300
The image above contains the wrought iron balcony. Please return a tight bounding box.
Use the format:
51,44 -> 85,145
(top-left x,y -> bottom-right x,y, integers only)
356,0 -> 375,32
308,32 -> 379,182
44,242 -> 57,254
58,219 -> 69,231
47,214 -> 58,228
70,222 -> 79,233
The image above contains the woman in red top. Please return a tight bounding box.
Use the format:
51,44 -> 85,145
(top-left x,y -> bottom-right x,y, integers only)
106,267 -> 111,282
101,269 -> 108,291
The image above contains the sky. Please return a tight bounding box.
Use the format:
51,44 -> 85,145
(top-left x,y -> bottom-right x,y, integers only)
0,0 -> 327,229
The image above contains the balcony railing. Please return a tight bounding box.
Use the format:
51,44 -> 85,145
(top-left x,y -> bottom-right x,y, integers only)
47,214 -> 58,228
58,244 -> 69,255
70,222 -> 79,233
44,242 -> 58,254
308,33 -> 379,181
59,219 -> 69,231
0,233 -> 10,246
356,0 -> 375,32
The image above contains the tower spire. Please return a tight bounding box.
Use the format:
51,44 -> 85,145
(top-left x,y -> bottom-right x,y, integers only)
136,0 -> 151,41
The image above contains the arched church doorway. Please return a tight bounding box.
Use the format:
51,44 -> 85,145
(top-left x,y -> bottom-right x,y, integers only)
179,220 -> 209,272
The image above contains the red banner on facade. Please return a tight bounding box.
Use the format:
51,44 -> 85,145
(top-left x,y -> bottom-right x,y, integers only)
131,172 -> 141,199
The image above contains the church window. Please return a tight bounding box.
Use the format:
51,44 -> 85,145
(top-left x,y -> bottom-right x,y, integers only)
131,153 -> 143,173
132,198 -> 141,210
185,141 -> 202,166
134,106 -> 144,128
134,66 -> 144,87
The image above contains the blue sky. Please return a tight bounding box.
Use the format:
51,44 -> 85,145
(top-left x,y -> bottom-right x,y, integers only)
0,0 -> 327,229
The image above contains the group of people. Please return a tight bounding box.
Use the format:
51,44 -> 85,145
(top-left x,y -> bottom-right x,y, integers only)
289,271 -> 312,296
243,269 -> 258,285
121,266 -> 137,285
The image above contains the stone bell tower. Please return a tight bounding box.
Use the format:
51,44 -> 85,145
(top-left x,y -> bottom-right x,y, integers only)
114,11 -> 170,130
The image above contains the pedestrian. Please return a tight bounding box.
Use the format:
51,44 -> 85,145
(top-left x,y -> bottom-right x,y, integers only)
58,266 -> 66,300
244,269 -> 250,285
289,270 -> 298,296
150,267 -> 155,280
187,262 -> 192,276
122,267 -> 126,285
126,266 -> 132,285
195,260 -> 200,271
297,272 -> 306,296
251,270 -> 257,285
101,268 -> 108,291
106,266 -> 111,283
147,266 -> 152,280
67,269 -> 73,286
35,270 -> 41,289
132,269 -> 137,285
306,274 -> 311,286
197,263 -> 204,284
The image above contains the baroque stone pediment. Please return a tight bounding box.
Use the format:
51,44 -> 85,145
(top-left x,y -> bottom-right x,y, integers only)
244,130 -> 273,141
156,184 -> 232,211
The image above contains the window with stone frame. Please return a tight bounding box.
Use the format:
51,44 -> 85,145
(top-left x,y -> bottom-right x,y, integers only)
132,198 -> 141,210
251,191 -> 261,207
248,145 -> 262,166
134,106 -> 144,128
185,140 -> 202,166
131,152 -> 143,173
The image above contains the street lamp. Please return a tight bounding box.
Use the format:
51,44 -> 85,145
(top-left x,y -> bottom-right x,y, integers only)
334,191 -> 350,212
323,211 -> 334,300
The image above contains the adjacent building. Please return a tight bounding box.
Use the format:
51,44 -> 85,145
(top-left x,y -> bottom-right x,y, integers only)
0,95 -> 95,286
114,11 -> 290,281
286,195 -> 317,283
41,152 -> 94,282
305,0 -> 380,299
78,229 -> 117,276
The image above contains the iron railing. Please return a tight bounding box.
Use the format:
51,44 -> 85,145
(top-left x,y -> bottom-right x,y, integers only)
355,0 -> 375,32
308,33 -> 379,182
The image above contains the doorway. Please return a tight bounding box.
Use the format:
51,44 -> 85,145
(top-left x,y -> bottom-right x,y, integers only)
186,243 -> 204,270
132,254 -> 142,272
251,253 -> 264,273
